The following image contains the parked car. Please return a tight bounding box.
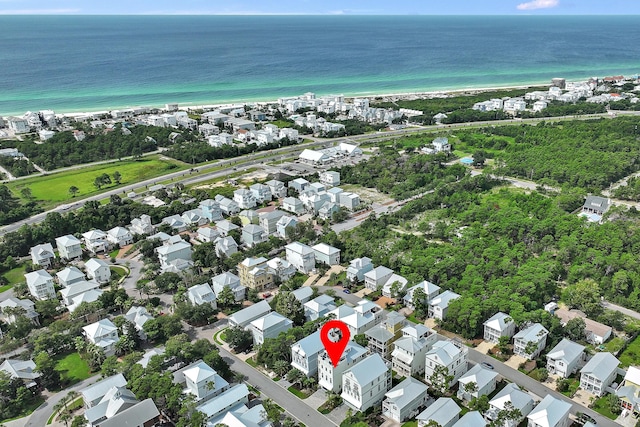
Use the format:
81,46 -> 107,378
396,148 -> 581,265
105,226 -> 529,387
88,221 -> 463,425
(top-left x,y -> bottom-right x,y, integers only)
262,292 -> 272,298
343,289 -> 351,294
481,362 -> 494,370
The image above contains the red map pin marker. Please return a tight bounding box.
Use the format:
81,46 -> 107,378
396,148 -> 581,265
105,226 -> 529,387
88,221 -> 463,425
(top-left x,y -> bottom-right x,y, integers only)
320,320 -> 351,368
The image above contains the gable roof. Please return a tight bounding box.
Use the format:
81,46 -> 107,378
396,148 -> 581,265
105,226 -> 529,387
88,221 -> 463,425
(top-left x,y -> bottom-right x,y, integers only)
25,269 -> 52,286
0,359 -> 40,380
81,373 -> 127,404
483,312 -> 514,331
417,397 -> 461,425
514,323 -> 548,342
547,338 -> 585,363
86,258 -> 109,271
345,353 -> 388,385
527,395 -> 571,427
581,352 -> 620,380
98,398 -> 160,427
83,318 -> 117,339
490,383 -> 534,412
250,312 -> 292,332
292,330 -> 324,357
426,341 -> 463,365
384,377 -> 428,410
228,300 -> 271,327
291,286 -> 313,302
452,411 -> 486,427
458,364 -> 498,389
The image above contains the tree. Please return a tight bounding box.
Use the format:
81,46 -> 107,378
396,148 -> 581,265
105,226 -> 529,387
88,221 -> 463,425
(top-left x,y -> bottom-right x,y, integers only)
428,365 -> 453,396
217,286 -> 236,308
353,334 -> 368,347
34,350 -> 61,390
262,398 -> 284,424
112,171 -> 122,185
564,317 -> 586,341
472,150 -> 487,168
489,402 -> 522,427
273,291 -> 305,326
68,186 -> 79,197
101,355 -> 120,378
20,187 -> 33,200
469,394 -> 490,412
273,360 -> 290,377
462,381 -> 478,399
607,393 -> 622,415
412,287 -> 428,319
562,279 -> 603,317
497,335 -> 510,355
226,326 -> 253,353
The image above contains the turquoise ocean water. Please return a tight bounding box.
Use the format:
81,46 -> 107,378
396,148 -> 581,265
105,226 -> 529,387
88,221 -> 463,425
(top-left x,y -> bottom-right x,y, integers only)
0,15 -> 639,115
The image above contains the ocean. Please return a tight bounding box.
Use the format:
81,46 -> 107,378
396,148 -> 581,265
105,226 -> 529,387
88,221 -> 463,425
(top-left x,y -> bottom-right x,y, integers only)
0,15 -> 639,115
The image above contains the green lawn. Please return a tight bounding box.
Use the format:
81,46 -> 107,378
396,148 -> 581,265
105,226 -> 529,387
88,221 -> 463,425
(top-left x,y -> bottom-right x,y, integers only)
109,248 -> 120,258
591,395 -> 620,420
604,336 -> 626,354
618,335 -> 640,367
287,385 -> 311,399
55,352 -> 91,385
109,265 -> 128,282
7,156 -> 188,208
401,422 -> 418,427
2,264 -> 27,285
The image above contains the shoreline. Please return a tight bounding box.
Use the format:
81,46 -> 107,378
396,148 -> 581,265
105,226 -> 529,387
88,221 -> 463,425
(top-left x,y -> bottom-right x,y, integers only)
47,81 -> 553,120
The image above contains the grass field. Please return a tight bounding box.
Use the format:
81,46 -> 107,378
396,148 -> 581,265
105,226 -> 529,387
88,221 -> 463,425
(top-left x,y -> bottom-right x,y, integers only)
55,352 -> 91,385
1,264 -> 27,292
618,335 -> 640,367
591,395 -> 620,420
7,156 -> 189,208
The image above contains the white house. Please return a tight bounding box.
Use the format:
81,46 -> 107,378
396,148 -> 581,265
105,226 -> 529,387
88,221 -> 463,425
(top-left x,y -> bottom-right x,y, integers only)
25,269 -> 56,300
30,243 -> 56,268
0,359 -> 40,385
123,306 -> 154,340
486,383 -> 534,427
106,227 -> 133,247
291,331 -> 325,376
303,294 -> 337,321
177,360 -> 230,402
382,377 -> 430,423
228,300 -> 272,329
241,224 -> 267,247
580,352 -> 620,396
403,280 -> 441,309
428,290 -> 460,320
81,374 -> 128,408
211,272 -> 245,302
329,301 -> 383,336
416,397 -> 461,427
258,210 -> 285,235
60,279 -> 100,304
215,236 -> 238,258
0,297 -> 39,325
85,258 -> 111,284
424,340 -> 468,385
233,189 -> 257,210
364,265 -> 394,291
457,364 -> 498,402
483,312 -> 516,343
285,242 -> 316,273
249,183 -> 272,204
346,257 -> 373,282
195,384 -> 249,422
129,214 -> 155,235
187,283 -> 217,309
249,312 -> 293,346
276,215 -> 298,239
318,342 -> 368,393
82,229 -> 109,254
527,395 -> 571,427
216,196 -> 240,216
341,353 -> 391,412
432,137 -> 451,153
207,403 -> 270,427
513,323 -> 549,360
265,179 -> 287,199
197,227 -> 220,243
546,338 -> 585,378
282,197 -> 305,215
56,266 -> 86,287
339,192 -> 361,210
381,273 -> 408,298
56,234 -> 83,260
83,319 -> 119,356
320,171 -> 341,187
391,324 -> 437,377
156,240 -> 192,273
452,411 -> 486,427
312,243 -> 341,265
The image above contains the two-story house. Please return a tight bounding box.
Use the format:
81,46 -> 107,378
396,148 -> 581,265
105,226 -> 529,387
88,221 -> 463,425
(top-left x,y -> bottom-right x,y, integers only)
424,340 -> 468,385
364,265 -> 393,291
123,306 -> 154,340
233,189 -> 257,209
174,360 -> 230,402
513,323 -> 549,360
318,342 -> 368,393
341,353 -> 391,412
215,196 -> 240,216
616,366 -> 640,416
0,297 -> 39,325
346,257 -> 373,283
197,227 -> 220,243
303,294 -> 337,321
199,199 -> 223,222
527,395 -> 571,427
391,324 -> 438,377
249,312 -> 293,346
382,377 -> 430,423
187,283 -> 217,309
312,243 -> 341,266
56,234 -> 83,260
241,224 -> 268,247
486,383 -> 534,427
249,183 -> 272,203
546,338 -> 585,378
282,196 -> 305,215
83,319 -> 119,356
82,229 -> 109,254
129,214 -> 155,235
227,300 -> 271,329
24,269 -> 56,300
85,258 -> 111,284
483,312 -> 516,343
580,352 -> 620,396
457,364 -> 498,402
403,280 -> 441,309
258,210 -> 285,235
320,170 -> 341,187
211,272 -> 245,302
276,215 -> 298,239
428,290 -> 460,321
285,242 -> 316,274
30,243 -> 56,268
291,331 -> 325,376
215,236 -> 238,258
156,240 -> 192,273
265,179 -> 287,199
381,273 -> 409,299
106,226 -> 133,248
56,266 -> 85,287
416,397 -> 461,427
329,301 -> 383,337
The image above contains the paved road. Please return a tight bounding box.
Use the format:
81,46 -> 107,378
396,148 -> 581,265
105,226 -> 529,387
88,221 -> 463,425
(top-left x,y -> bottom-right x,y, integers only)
25,374 -> 102,427
603,300 -> 640,321
206,325 -> 338,427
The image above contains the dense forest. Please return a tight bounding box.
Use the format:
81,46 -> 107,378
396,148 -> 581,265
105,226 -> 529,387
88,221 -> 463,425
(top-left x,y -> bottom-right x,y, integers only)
0,185 -> 41,230
456,117 -> 640,191
0,156 -> 38,177
614,176 -> 640,201
14,125 -> 182,170
164,136 -> 298,164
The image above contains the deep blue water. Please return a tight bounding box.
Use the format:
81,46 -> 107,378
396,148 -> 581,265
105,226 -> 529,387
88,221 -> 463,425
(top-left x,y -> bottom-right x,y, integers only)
0,15 -> 639,115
